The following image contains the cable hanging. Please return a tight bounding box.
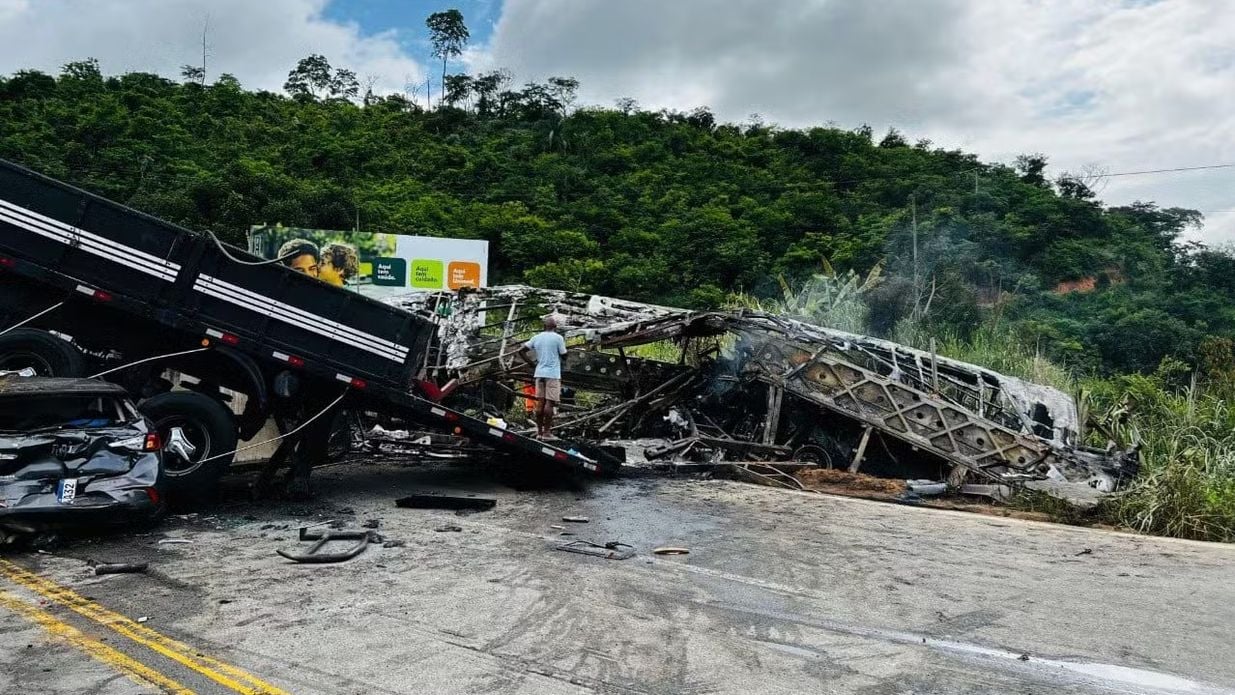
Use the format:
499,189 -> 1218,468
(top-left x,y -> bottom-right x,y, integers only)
89,347 -> 212,379
0,301 -> 65,337
197,388 -> 349,463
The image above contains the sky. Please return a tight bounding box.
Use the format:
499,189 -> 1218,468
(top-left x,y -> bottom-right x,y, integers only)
0,0 -> 1231,242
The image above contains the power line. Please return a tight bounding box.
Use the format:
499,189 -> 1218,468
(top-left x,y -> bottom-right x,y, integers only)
1100,163 -> 1235,178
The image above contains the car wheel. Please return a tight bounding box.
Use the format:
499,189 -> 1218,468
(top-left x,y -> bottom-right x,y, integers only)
140,391 -> 238,502
0,328 -> 86,377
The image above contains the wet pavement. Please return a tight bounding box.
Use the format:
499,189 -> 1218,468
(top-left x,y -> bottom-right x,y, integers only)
2,460 -> 1234,694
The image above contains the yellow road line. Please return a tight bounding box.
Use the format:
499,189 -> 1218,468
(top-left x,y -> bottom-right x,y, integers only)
0,559 -> 288,695
0,589 -> 194,694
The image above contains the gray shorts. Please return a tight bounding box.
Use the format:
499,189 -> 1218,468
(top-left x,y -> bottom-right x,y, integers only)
535,378 -> 561,403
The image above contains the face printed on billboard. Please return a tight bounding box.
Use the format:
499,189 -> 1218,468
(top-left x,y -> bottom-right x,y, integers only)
250,226 -> 488,298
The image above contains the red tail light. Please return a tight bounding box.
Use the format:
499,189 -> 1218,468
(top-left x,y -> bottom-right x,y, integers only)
144,433 -> 161,451
146,487 -> 161,505
0,256 -> 14,268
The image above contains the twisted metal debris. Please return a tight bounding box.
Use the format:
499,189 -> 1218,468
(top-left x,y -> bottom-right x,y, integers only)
387,286 -> 1137,493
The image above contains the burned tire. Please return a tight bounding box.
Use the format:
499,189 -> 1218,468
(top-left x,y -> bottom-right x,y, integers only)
140,391 -> 237,501
792,444 -> 833,469
0,328 -> 86,377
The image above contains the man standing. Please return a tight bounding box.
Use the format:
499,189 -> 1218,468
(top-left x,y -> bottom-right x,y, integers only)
519,316 -> 567,438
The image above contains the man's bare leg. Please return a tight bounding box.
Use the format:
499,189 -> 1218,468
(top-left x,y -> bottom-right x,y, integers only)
543,400 -> 555,436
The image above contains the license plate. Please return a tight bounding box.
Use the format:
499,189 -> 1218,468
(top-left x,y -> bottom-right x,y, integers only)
56,478 -> 78,504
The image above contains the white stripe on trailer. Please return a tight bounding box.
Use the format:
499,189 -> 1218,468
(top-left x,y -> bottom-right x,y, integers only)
197,283 -> 402,362
205,328 -> 225,339
193,281 -> 406,363
541,447 -> 556,456
0,199 -> 182,274
0,207 -> 178,282
0,199 -> 181,281
335,373 -> 353,384
488,428 -> 505,437
272,351 -> 290,361
430,407 -> 446,416
74,284 -> 96,296
193,275 -> 409,360
196,275 -> 408,355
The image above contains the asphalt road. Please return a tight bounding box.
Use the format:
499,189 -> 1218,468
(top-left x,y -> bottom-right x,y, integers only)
2,461 -> 1234,695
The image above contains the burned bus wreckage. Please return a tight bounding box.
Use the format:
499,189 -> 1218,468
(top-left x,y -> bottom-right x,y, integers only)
386,286 -> 1139,500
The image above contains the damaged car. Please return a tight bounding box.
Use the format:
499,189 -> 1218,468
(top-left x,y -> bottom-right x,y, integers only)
0,377 -> 165,539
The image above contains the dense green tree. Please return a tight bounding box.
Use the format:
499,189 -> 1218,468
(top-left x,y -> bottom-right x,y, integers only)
426,9 -> 469,105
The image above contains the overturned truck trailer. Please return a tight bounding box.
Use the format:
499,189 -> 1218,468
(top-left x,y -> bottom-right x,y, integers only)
390,286 -> 1138,493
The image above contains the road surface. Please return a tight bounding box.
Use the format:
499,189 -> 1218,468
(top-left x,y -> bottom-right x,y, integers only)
2,461 -> 1233,694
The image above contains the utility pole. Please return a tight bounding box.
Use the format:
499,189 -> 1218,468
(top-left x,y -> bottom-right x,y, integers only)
911,194 -> 919,319
200,13 -> 211,85
973,170 -> 979,195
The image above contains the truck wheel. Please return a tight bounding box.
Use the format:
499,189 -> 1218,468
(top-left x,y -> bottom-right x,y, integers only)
0,328 -> 86,377
140,391 -> 238,501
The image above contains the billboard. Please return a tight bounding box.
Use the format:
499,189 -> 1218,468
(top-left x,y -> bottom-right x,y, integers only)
249,225 -> 488,299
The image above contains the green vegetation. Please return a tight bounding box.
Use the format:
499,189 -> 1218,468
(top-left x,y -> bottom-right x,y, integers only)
2,50 -> 1235,539
2,56 -> 1229,376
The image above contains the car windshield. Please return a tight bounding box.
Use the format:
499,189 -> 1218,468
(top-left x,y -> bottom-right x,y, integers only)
0,394 -> 133,432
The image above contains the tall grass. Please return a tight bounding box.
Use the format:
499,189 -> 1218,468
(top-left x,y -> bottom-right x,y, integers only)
1087,364 -> 1235,541
897,321 -> 1077,394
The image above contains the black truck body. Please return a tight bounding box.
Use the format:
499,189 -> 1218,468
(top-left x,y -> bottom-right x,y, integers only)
0,158 -> 609,491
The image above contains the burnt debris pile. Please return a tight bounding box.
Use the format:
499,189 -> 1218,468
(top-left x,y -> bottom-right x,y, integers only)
387,286 -> 1138,498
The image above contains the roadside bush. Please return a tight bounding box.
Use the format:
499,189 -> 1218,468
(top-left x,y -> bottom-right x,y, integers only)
1089,365 -> 1235,541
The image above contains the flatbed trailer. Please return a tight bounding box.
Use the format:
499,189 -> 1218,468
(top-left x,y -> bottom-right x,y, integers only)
0,158 -> 609,496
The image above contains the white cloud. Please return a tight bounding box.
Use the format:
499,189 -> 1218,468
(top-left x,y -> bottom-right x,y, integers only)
480,0 -> 1235,242
0,0 -> 427,95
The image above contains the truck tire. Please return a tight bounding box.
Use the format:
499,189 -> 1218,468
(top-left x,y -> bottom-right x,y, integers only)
140,391 -> 238,501
0,328 -> 86,377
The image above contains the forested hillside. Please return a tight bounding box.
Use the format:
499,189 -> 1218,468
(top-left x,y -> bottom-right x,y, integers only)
2,58 -> 1231,376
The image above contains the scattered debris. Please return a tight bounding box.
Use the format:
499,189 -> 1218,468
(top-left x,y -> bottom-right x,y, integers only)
136,616 -> 149,623
361,519 -> 381,529
905,480 -> 947,496
382,540 -> 406,548
555,540 -> 635,560
797,468 -> 907,494
652,547 -> 690,555
276,527 -> 377,564
434,525 -> 463,533
1076,548 -> 1093,556
94,562 -> 148,575
562,516 -> 590,523
157,538 -> 193,545
395,494 -> 497,511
